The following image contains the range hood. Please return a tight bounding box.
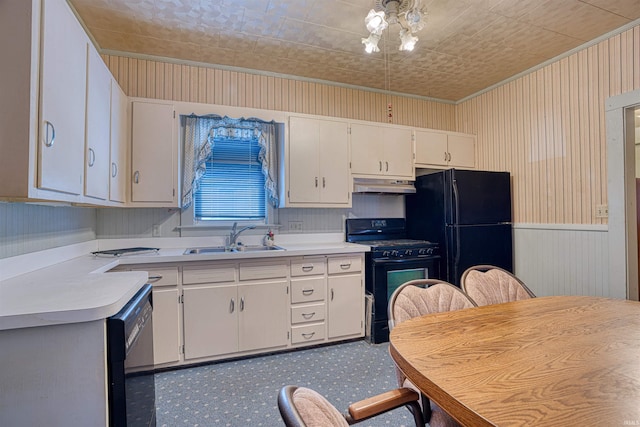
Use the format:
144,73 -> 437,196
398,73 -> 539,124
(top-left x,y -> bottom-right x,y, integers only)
352,178 -> 416,194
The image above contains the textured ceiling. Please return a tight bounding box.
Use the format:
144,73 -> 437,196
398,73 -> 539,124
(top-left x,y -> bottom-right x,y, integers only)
69,0 -> 640,102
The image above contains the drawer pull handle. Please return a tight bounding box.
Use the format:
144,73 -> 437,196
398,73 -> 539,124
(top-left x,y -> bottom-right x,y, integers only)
301,332 -> 315,339
302,265 -> 314,272
301,312 -> 316,319
230,298 -> 235,313
302,289 -> 314,295
340,263 -> 351,269
148,275 -> 163,281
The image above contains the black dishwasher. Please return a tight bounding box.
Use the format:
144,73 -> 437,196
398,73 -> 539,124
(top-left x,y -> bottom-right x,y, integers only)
107,284 -> 156,427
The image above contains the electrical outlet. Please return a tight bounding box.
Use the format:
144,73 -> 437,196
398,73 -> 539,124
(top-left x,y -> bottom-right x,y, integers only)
288,221 -> 303,231
595,204 -> 608,218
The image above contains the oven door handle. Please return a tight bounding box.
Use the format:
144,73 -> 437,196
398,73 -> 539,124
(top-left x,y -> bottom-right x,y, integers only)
371,257 -> 435,264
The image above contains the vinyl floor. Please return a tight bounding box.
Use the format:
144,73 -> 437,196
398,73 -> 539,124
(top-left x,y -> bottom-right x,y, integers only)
155,339 -> 421,427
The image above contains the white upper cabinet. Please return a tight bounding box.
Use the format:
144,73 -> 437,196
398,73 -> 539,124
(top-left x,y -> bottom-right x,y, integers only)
414,129 -> 476,169
38,0 -> 89,195
131,100 -> 178,206
109,81 -> 128,203
350,123 -> 414,180
84,47 -> 112,200
283,116 -> 351,207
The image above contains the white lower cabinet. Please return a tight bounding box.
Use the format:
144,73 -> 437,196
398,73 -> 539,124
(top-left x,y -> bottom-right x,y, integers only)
327,256 -> 364,339
113,253 -> 364,368
183,284 -> 238,359
182,261 -> 289,360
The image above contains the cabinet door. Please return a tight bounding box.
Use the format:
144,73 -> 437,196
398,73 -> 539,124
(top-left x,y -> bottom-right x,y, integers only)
183,285 -> 238,359
382,127 -> 413,178
319,120 -> 350,203
414,129 -> 448,166
152,287 -> 181,365
109,81 -> 127,203
239,281 -> 289,352
288,116 -> 320,203
38,0 -> 88,195
328,275 -> 363,339
131,101 -> 176,203
84,47 -> 111,200
447,134 -> 476,168
350,123 -> 382,175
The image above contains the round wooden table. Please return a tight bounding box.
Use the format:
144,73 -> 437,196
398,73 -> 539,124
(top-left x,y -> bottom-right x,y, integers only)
389,296 -> 640,426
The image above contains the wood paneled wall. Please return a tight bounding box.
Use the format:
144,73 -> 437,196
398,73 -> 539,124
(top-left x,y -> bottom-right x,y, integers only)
457,25 -> 640,225
101,55 -> 456,131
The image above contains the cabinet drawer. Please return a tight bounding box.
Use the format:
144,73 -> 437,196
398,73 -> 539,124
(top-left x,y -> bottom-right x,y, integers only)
239,262 -> 288,281
328,257 -> 362,274
291,303 -> 326,325
183,265 -> 236,284
291,258 -> 326,276
291,277 -> 326,303
291,323 -> 326,344
143,267 -> 179,287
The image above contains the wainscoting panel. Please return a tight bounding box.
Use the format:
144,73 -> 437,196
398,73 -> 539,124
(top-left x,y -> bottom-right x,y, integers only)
457,24 -> 640,225
0,202 -> 96,259
102,54 -> 457,131
514,224 -> 612,298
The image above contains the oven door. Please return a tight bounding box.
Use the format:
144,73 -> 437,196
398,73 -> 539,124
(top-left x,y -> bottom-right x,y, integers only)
367,256 -> 440,343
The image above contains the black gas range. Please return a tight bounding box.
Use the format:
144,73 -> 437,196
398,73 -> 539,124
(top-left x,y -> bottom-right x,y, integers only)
346,218 -> 441,343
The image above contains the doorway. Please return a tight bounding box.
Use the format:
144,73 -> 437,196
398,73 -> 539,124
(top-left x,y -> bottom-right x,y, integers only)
606,89 -> 640,301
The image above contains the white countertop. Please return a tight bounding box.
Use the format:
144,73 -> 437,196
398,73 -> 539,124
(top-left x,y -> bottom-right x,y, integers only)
0,238 -> 369,331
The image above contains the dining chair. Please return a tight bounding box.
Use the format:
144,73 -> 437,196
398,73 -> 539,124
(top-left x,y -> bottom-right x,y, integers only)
460,265 -> 536,306
388,279 -> 477,427
277,385 -> 424,427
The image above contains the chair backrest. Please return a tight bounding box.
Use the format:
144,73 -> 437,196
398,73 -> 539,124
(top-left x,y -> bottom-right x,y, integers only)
460,265 -> 535,306
388,279 -> 477,331
278,385 -> 349,427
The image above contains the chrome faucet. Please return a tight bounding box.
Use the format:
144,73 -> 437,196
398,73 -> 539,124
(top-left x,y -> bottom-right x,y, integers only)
228,222 -> 256,247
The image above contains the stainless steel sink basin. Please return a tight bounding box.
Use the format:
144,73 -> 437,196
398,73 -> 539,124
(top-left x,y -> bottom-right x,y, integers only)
184,245 -> 284,255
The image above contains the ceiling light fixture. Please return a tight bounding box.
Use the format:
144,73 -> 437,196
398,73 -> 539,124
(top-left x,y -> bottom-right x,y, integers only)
362,0 -> 426,53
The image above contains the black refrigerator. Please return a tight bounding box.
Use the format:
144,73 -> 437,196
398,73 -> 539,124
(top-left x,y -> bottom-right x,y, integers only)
405,169 -> 513,286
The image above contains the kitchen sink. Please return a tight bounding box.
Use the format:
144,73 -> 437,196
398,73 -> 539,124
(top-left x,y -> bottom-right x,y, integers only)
183,245 -> 284,255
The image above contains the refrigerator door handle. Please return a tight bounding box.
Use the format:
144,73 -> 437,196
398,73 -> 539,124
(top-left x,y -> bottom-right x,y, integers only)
452,178 -> 460,225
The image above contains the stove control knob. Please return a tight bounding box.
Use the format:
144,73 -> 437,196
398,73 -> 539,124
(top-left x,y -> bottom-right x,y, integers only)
382,250 -> 390,257
405,249 -> 413,256
391,250 -> 399,257
427,247 -> 434,255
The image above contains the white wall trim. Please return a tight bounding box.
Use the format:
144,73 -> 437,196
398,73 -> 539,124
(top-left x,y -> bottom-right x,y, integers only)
514,223 -> 608,232
606,89 -> 640,301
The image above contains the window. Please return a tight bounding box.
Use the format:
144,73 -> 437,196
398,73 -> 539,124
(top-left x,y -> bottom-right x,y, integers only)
181,114 -> 279,226
194,135 -> 265,221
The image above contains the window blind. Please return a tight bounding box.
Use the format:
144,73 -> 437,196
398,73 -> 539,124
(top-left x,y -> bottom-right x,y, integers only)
194,136 -> 265,221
